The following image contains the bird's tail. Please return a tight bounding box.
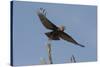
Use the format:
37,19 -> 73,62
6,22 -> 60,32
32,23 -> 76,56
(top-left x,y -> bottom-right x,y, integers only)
45,31 -> 60,40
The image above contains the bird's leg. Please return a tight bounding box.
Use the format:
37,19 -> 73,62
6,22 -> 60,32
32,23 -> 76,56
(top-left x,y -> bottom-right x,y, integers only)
47,38 -> 53,64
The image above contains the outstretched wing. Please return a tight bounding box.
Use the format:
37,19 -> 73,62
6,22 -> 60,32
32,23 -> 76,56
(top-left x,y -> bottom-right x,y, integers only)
60,31 -> 85,47
37,9 -> 58,30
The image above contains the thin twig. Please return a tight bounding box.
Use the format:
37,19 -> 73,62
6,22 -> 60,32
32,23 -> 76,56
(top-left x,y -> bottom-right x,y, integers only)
70,55 -> 76,63
47,39 -> 53,64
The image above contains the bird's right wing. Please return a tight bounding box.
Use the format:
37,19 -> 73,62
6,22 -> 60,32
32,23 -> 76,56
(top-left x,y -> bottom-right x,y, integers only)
37,9 -> 58,30
60,31 -> 85,47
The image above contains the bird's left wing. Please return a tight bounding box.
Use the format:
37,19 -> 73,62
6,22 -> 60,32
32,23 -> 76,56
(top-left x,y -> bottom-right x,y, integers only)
37,9 -> 58,30
60,31 -> 85,47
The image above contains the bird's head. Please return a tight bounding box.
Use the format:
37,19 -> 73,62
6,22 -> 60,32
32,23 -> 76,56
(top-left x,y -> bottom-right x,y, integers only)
58,25 -> 66,31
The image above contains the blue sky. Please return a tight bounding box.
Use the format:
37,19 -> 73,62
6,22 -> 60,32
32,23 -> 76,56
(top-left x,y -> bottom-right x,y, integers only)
12,1 -> 97,66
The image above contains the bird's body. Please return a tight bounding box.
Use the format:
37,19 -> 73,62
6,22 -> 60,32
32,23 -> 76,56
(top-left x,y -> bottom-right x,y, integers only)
45,30 -> 60,40
45,25 -> 65,40
37,8 -> 85,47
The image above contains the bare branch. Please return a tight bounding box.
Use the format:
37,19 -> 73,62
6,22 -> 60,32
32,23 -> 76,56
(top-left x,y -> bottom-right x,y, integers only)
47,39 -> 53,64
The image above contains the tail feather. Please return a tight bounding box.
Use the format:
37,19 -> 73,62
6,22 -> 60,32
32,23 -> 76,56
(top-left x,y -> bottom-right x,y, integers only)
45,31 -> 60,40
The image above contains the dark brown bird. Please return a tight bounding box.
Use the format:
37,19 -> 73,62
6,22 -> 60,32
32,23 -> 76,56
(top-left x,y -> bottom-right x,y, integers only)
37,8 -> 85,47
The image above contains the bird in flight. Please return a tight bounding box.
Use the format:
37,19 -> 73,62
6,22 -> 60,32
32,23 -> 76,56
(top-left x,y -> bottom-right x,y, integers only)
37,8 -> 85,47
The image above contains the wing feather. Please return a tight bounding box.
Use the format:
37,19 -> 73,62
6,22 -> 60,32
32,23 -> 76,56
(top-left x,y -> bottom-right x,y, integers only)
37,11 -> 58,30
60,31 -> 85,47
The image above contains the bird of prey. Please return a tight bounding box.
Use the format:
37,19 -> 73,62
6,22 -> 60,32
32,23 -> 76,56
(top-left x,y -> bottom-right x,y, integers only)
37,8 -> 85,47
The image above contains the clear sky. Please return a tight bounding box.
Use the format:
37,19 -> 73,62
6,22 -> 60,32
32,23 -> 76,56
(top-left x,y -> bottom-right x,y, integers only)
12,1 -> 97,66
